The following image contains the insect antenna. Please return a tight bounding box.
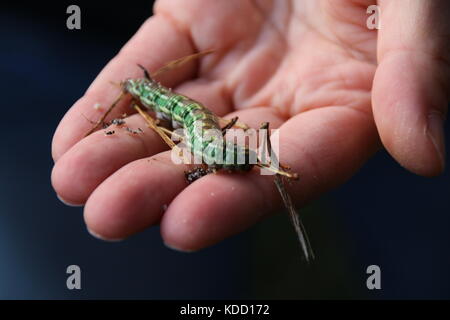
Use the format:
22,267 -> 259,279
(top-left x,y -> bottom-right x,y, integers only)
259,122 -> 315,263
150,49 -> 215,78
274,175 -> 315,263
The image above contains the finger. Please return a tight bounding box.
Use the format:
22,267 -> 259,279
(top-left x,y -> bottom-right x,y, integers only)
83,107 -> 284,240
84,152 -> 188,240
161,169 -> 276,251
161,106 -> 379,251
373,0 -> 450,177
51,114 -> 169,205
52,14 -> 198,161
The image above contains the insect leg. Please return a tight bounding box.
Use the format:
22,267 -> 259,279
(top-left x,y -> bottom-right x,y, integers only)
134,105 -> 177,149
260,122 -> 315,263
221,117 -> 239,134
218,117 -> 250,131
135,105 -> 212,183
137,64 -> 151,80
84,91 -> 126,137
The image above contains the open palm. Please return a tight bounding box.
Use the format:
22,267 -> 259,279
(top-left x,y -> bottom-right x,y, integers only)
52,0 -> 449,251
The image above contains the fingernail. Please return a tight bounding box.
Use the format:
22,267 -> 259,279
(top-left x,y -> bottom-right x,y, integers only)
56,194 -> 84,207
427,112 -> 446,171
164,242 -> 195,253
87,228 -> 124,242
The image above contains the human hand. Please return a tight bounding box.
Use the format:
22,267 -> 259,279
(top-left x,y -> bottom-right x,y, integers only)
51,0 -> 449,251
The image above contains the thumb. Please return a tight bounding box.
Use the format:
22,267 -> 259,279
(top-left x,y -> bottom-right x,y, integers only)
372,0 -> 449,176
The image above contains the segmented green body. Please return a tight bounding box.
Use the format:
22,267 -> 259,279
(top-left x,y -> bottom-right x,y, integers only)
124,78 -> 255,171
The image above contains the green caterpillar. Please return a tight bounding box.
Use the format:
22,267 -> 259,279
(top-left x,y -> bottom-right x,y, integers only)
124,75 -> 255,172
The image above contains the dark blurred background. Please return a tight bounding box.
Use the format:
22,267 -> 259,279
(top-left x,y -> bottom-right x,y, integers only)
1,1 -> 449,299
